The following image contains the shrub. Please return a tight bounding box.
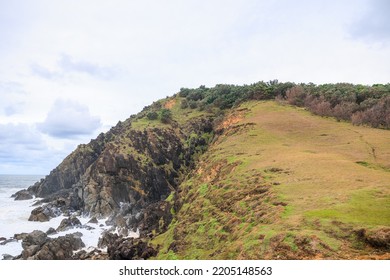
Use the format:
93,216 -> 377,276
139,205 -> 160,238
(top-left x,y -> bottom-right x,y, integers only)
160,109 -> 172,123
146,111 -> 158,120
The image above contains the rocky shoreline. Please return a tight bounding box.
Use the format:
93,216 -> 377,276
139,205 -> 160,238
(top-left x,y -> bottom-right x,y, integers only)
2,110 -> 214,260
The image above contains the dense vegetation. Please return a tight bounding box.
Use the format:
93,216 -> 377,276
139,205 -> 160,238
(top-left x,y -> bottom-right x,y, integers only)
175,81 -> 390,129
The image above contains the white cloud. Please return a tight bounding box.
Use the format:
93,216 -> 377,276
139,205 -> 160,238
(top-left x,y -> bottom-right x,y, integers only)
38,99 -> 102,138
0,123 -> 57,174
0,0 -> 389,174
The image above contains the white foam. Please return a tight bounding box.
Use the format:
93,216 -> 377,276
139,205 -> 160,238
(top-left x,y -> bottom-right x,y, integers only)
0,187 -> 139,259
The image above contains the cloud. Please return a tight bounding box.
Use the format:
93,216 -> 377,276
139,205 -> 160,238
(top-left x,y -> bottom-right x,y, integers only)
31,54 -> 116,80
349,0 -> 390,43
0,81 -> 27,117
37,99 -> 102,138
0,123 -> 51,174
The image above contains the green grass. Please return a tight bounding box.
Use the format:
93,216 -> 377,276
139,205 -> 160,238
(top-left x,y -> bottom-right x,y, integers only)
305,189 -> 390,226
153,100 -> 390,259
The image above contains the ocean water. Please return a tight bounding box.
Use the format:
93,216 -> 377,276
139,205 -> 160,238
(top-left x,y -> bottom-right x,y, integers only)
0,175 -> 137,259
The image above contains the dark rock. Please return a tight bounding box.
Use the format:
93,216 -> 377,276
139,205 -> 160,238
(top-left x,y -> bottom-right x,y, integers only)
72,248 -> 108,260
107,237 -> 158,260
2,254 -> 14,260
28,205 -> 60,222
0,237 -> 6,242
12,189 -> 33,200
0,238 -> 17,245
22,230 -> 48,250
46,227 -> 57,235
14,233 -> 28,240
30,234 -> 85,260
136,201 -> 173,236
88,217 -> 99,224
56,216 -> 82,232
98,231 -> 119,249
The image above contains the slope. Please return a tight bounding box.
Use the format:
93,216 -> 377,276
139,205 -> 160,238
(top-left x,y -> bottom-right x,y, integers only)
153,100 -> 390,259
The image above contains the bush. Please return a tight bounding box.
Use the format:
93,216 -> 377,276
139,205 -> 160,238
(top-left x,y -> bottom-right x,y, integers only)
146,111 -> 158,120
160,109 -> 172,123
180,99 -> 189,109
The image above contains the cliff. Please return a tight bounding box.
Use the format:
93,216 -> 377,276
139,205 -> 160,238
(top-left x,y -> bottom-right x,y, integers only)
19,83 -> 390,259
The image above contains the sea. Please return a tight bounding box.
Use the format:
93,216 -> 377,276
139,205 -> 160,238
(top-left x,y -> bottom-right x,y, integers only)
0,174 -> 133,260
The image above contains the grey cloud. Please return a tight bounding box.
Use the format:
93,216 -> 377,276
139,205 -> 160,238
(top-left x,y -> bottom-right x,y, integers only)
38,99 -> 101,138
59,54 -> 116,79
31,63 -> 61,80
349,0 -> 390,43
31,54 -> 116,80
0,123 -> 62,174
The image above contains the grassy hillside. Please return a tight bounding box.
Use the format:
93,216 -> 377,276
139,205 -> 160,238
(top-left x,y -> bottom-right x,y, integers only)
151,100 -> 390,259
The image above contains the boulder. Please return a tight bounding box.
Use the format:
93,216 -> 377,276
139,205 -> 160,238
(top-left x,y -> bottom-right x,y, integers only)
22,230 -> 48,249
36,234 -> 85,260
46,227 -> 57,235
12,189 -> 33,200
56,216 -> 82,232
107,237 -> 157,260
98,231 -> 119,249
28,206 -> 60,222
2,254 -> 14,260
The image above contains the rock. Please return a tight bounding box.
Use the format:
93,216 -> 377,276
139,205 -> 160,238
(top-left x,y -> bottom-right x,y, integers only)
12,189 -> 33,200
98,231 -> 119,249
30,234 -> 85,260
22,230 -> 48,250
2,254 -> 14,260
88,217 -> 98,224
0,237 -> 6,242
0,238 -> 17,245
72,248 -> 108,260
14,233 -> 28,240
46,227 -> 57,235
136,201 -> 173,236
28,205 -> 60,222
56,217 -> 82,232
107,237 -> 158,260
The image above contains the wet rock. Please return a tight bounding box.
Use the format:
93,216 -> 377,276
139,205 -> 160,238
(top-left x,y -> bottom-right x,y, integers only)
56,216 -> 82,232
28,205 -> 60,222
98,231 -> 119,249
46,227 -> 57,235
31,234 -> 85,260
22,230 -> 48,250
88,217 -> 98,224
14,233 -> 28,240
12,189 -> 33,200
72,248 -> 108,260
107,237 -> 158,260
2,254 -> 14,260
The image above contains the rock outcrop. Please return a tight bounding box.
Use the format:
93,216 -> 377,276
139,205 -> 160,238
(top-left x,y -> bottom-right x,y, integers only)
19,230 -> 85,260
20,112 -> 213,236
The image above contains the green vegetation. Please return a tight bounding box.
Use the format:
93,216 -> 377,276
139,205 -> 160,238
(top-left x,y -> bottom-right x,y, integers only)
150,100 -> 390,260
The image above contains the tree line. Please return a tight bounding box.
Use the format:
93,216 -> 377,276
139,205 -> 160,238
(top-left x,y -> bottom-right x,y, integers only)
178,81 -> 390,129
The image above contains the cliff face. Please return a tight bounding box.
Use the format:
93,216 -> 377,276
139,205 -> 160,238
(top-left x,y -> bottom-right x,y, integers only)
27,100 -> 213,234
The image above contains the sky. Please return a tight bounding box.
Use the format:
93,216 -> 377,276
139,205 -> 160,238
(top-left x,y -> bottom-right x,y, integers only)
0,0 -> 389,175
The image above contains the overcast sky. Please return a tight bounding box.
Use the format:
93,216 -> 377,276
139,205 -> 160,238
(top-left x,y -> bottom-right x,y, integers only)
1,0 -> 389,175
